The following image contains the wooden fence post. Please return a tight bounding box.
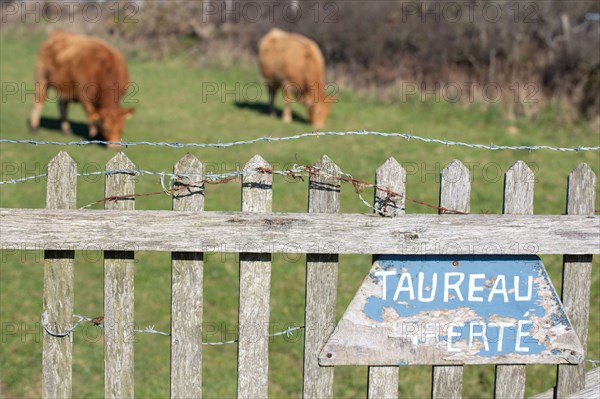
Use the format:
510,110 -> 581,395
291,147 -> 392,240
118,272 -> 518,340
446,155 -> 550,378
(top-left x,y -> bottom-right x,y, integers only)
171,154 -> 204,397
303,155 -> 340,399
237,155 -> 273,398
432,160 -> 470,399
104,153 -> 136,398
367,157 -> 405,399
494,160 -> 534,398
42,151 -> 77,398
556,163 -> 596,397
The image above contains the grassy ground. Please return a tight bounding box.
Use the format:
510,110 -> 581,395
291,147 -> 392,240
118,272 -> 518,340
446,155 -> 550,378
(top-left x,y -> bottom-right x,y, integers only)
0,33 -> 599,398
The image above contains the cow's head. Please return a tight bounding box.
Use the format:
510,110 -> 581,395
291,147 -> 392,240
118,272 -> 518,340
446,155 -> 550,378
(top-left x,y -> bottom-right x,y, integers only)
309,95 -> 334,129
98,107 -> 135,148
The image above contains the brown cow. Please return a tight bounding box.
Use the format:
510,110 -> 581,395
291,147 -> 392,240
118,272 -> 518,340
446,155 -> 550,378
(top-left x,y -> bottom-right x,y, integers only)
29,31 -> 134,147
258,28 -> 333,128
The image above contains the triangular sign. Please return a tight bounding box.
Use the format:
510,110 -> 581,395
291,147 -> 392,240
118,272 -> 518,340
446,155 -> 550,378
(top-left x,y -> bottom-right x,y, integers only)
320,255 -> 583,366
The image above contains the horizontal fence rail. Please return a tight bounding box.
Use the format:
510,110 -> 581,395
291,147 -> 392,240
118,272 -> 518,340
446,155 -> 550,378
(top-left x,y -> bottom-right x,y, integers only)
1,150 -> 597,399
1,210 -> 598,254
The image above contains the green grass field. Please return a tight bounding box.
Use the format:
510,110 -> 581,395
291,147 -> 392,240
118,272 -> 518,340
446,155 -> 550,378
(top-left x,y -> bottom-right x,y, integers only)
1,32 -> 598,398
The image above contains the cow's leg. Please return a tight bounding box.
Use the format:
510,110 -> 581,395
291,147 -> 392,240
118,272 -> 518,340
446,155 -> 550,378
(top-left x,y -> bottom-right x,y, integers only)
267,83 -> 277,116
81,101 -> 99,139
29,69 -> 47,134
58,99 -> 74,136
87,117 -> 99,139
282,83 -> 293,123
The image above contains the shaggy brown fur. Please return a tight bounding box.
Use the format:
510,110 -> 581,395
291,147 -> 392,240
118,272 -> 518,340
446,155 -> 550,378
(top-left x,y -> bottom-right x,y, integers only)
259,28 -> 333,128
29,31 -> 134,147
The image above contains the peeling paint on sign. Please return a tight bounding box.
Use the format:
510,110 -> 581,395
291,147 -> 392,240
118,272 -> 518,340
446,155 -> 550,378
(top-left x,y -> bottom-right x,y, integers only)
319,255 -> 583,366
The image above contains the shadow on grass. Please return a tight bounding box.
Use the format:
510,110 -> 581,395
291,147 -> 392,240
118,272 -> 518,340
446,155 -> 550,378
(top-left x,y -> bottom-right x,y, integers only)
234,101 -> 310,125
36,116 -> 89,140
34,117 -> 113,149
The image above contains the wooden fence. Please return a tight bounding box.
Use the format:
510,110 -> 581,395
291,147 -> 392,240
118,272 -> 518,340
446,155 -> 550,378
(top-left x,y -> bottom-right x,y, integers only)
0,151 -> 598,398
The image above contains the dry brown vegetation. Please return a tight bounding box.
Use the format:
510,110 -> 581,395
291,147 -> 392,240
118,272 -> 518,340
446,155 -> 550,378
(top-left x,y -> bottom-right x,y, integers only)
1,0 -> 599,122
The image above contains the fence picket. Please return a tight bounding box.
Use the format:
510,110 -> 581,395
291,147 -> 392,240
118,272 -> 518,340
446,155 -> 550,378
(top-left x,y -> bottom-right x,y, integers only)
42,151 -> 77,398
303,155 -> 340,399
3,149 -> 596,399
104,152 -> 136,398
237,155 -> 273,398
556,163 -> 596,397
494,160 -> 534,398
432,160 -> 470,399
171,154 -> 204,397
367,157 -> 405,399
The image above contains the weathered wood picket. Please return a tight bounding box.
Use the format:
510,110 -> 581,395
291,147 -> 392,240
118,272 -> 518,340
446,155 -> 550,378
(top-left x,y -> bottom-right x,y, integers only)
171,154 -> 204,398
1,151 -> 598,398
494,160 -> 533,399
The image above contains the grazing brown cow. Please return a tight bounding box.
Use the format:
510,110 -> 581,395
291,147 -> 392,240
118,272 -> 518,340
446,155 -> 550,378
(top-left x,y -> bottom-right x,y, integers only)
258,28 -> 333,128
29,31 -> 134,147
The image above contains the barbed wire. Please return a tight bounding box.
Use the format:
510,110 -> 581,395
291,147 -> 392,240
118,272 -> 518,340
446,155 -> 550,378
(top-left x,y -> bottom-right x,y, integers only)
1,131 -> 599,151
37,314 -> 600,365
7,166 -> 599,213
0,165 -> 313,186
0,173 -> 49,185
41,314 -> 304,345
41,313 -> 88,338
588,359 -> 600,368
0,161 -> 465,214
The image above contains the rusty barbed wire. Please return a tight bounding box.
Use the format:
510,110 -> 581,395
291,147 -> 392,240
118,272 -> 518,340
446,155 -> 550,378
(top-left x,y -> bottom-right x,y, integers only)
36,313 -> 600,365
0,162 -> 463,214
70,162 -> 467,214
41,314 -> 304,344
